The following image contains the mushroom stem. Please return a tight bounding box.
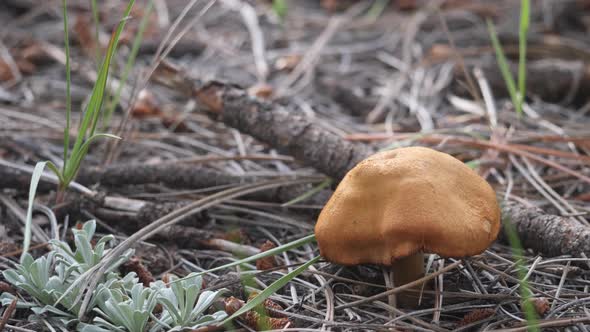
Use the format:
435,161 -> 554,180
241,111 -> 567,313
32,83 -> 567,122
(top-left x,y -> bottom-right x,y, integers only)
391,252 -> 425,307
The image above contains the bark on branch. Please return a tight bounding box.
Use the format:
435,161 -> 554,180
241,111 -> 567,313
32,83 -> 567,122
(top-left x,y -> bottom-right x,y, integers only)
77,163 -> 239,189
0,163 -> 329,208
195,82 -> 373,180
500,202 -> 590,257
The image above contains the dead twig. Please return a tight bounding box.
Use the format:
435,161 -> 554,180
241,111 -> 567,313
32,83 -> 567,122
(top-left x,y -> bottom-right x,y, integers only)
0,297 -> 18,332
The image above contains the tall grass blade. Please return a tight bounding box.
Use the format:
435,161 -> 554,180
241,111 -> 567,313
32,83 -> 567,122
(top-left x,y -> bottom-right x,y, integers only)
91,0 -> 101,66
66,134 -> 121,182
272,0 -> 287,19
70,3 -> 133,152
518,0 -> 530,110
502,212 -> 539,331
64,0 -> 135,184
281,178 -> 332,207
487,19 -> 521,116
87,1 -> 135,138
167,234 -> 317,288
104,0 -> 154,129
45,162 -> 66,185
62,0 -> 72,174
221,256 -> 321,325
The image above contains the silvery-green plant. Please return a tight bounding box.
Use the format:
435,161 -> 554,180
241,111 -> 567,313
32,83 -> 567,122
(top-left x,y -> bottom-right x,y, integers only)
50,220 -> 133,276
3,255 -> 81,323
3,252 -> 57,306
150,274 -> 226,331
1,219 -> 231,331
81,283 -> 158,332
2,221 -> 133,326
2,253 -> 81,325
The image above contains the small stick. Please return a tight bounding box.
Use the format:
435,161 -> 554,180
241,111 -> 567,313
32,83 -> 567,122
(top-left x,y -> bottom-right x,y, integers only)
0,297 -> 18,332
489,316 -> 590,332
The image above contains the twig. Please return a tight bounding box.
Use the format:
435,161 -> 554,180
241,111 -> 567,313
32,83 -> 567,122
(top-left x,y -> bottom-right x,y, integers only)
0,298 -> 18,332
489,316 -> 590,332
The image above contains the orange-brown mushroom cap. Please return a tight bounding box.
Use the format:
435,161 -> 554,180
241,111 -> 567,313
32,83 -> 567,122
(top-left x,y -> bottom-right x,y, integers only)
314,147 -> 501,266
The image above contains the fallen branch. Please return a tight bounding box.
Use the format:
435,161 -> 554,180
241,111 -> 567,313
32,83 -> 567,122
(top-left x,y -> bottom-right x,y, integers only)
77,163 -> 330,207
500,202 -> 590,258
490,316 -> 590,332
0,163 -> 329,209
77,163 -> 239,189
0,297 -> 17,332
195,82 -> 373,180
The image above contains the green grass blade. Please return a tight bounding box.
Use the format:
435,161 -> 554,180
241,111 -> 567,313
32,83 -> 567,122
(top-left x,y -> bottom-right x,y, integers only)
518,0 -> 530,111
104,0 -> 154,129
77,133 -> 121,161
281,178 -> 332,207
45,161 -> 66,185
62,0 -> 72,174
201,234 -> 315,276
465,160 -> 480,170
366,0 -> 390,20
87,0 -> 135,137
169,234 -> 317,286
69,0 -> 135,158
486,19 -> 521,116
65,134 -> 120,184
91,0 -> 101,66
272,0 -> 287,19
64,0 -> 135,185
502,210 -> 539,331
221,255 -> 321,325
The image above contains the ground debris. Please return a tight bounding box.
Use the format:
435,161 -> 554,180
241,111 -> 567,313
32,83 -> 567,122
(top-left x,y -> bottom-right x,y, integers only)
0,0 -> 589,330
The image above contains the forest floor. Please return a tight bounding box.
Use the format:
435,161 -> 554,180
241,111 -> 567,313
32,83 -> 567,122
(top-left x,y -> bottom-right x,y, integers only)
0,0 -> 589,331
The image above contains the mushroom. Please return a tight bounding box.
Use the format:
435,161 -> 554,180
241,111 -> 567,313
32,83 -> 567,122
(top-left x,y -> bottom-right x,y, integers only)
314,147 -> 501,306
